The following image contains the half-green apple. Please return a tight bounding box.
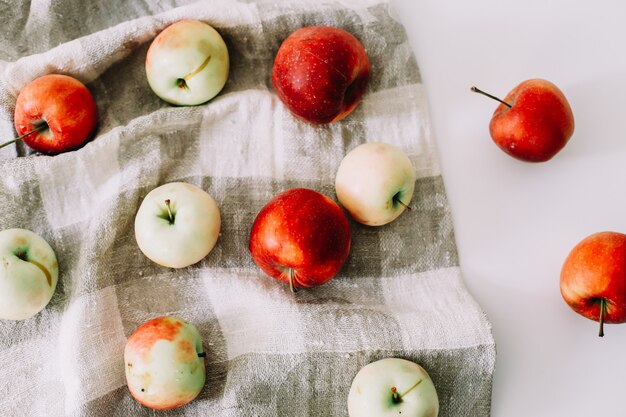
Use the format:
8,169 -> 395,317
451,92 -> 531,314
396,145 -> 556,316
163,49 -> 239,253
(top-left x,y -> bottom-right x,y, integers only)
348,358 -> 439,417
335,142 -> 416,226
0,228 -> 58,320
134,182 -> 220,268
146,19 -> 229,106
125,316 -> 206,410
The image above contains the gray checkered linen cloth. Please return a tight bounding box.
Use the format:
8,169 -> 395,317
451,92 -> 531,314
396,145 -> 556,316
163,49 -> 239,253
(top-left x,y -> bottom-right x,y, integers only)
0,1 -> 495,416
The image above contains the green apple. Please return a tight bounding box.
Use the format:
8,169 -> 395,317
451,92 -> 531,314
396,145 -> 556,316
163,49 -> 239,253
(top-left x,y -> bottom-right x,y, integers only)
0,228 -> 58,320
335,142 -> 416,226
134,182 -> 221,268
348,358 -> 439,417
124,316 -> 206,410
146,19 -> 229,105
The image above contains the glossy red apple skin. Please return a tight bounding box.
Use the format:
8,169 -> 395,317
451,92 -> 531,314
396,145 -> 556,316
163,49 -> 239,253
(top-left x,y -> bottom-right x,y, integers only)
249,188 -> 351,289
560,232 -> 626,326
272,26 -> 370,124
14,74 -> 98,154
489,79 -> 574,162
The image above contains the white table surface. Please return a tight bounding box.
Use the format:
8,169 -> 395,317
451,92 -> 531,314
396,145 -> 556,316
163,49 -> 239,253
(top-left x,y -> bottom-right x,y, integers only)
391,0 -> 626,416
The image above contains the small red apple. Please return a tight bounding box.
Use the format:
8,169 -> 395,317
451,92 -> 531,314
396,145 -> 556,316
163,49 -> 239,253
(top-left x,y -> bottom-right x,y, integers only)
272,26 -> 370,124
471,79 -> 574,162
560,231 -> 626,337
249,188 -> 351,291
11,74 -> 98,154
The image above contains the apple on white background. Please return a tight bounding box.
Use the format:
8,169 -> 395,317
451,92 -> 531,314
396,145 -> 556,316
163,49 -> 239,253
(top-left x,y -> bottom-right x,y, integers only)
348,358 -> 439,417
134,182 -> 221,268
124,316 -> 206,410
0,228 -> 58,320
471,79 -> 575,163
145,19 -> 229,106
560,231 -> 626,337
335,142 -> 416,226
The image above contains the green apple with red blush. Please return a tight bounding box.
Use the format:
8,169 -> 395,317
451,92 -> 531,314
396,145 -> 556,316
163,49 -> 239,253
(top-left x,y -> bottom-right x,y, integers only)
335,142 -> 416,226
146,19 -> 229,106
124,316 -> 206,410
6,74 -> 98,154
560,231 -> 626,337
272,26 -> 370,124
248,188 -> 351,291
471,79 -> 575,162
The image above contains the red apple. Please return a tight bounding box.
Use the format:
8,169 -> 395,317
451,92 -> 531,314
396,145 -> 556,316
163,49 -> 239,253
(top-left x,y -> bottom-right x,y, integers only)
249,188 -> 351,291
12,74 -> 98,154
560,231 -> 626,337
471,79 -> 574,162
272,26 -> 370,124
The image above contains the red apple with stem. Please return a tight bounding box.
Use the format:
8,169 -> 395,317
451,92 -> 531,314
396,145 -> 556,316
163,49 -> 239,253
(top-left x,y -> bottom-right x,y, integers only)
471,79 -> 574,162
249,188 -> 351,291
272,26 -> 370,124
560,231 -> 626,337
2,74 -> 98,154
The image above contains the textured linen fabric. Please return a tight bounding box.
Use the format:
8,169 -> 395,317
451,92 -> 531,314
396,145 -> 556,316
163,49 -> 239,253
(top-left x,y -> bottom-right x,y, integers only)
0,1 -> 496,416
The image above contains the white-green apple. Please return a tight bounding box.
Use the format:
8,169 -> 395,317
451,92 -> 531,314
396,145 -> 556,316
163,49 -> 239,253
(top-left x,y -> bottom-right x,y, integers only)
0,228 -> 58,320
145,19 -> 229,105
335,142 -> 416,226
134,182 -> 220,268
348,358 -> 439,417
124,316 -> 206,410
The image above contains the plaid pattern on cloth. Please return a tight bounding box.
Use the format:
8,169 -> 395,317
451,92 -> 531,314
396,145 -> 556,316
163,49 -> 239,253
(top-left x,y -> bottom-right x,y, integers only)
0,1 -> 495,416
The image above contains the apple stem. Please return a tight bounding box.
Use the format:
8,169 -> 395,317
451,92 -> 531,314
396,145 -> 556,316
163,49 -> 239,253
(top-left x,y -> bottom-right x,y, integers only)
29,258 -> 53,287
185,55 -> 212,81
395,199 -> 412,212
165,199 -> 175,224
288,268 -> 298,293
391,379 -> 424,404
178,54 -> 213,90
15,249 -> 53,287
0,122 -> 48,150
400,379 -> 423,398
599,298 -> 606,338
198,352 -> 206,358
471,86 -> 512,108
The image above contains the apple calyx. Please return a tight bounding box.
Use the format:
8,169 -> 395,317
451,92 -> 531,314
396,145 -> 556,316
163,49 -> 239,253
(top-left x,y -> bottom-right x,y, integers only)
390,379 -> 424,404
14,248 -> 53,286
471,86 -> 512,108
0,120 -> 49,150
176,55 -> 212,90
197,352 -> 206,358
599,298 -> 606,338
